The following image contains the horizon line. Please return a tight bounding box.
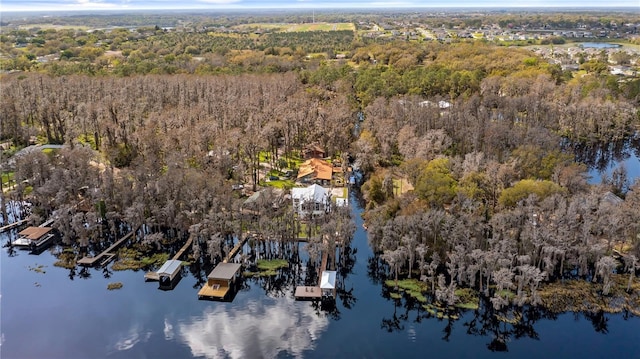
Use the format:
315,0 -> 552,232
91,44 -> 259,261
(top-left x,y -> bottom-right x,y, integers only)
3,5 -> 640,13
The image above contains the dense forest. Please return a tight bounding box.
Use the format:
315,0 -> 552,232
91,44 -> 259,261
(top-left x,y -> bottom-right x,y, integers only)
1,10 -> 639,314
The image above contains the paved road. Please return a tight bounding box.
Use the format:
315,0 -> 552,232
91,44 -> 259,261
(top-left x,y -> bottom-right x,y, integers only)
2,144 -> 64,171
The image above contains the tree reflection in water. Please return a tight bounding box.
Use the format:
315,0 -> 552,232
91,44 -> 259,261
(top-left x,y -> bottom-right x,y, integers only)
570,134 -> 640,174
78,266 -> 91,279
375,283 -> 623,353
584,310 -> 609,334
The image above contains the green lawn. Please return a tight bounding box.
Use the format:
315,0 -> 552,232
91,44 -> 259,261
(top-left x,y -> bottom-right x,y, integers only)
1,171 -> 15,187
263,179 -> 295,189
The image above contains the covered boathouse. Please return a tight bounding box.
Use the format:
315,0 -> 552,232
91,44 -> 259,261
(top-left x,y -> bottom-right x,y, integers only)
14,227 -> 55,251
156,259 -> 183,288
198,262 -> 242,300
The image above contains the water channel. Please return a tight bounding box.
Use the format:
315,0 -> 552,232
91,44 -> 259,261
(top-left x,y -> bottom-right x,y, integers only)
1,190 -> 639,359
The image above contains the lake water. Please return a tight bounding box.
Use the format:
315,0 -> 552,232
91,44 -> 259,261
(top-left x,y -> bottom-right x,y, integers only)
578,137 -> 640,185
579,42 -> 622,49
2,193 -> 639,359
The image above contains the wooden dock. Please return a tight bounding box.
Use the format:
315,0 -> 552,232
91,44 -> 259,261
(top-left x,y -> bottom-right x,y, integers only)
78,229 -> 136,267
174,235 -> 193,261
198,284 -> 232,299
294,286 -> 322,299
222,235 -> 248,263
0,219 -> 28,233
40,218 -> 55,227
144,272 -> 160,281
295,247 -> 329,300
145,235 -> 193,281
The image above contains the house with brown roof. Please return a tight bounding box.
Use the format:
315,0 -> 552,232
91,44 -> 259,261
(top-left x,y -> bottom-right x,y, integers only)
303,144 -> 325,159
297,158 -> 334,186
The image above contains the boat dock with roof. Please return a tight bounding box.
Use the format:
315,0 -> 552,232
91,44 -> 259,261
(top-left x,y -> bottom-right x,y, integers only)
198,262 -> 242,300
146,259 -> 183,288
14,226 -> 55,251
144,235 -> 193,286
295,244 -> 336,300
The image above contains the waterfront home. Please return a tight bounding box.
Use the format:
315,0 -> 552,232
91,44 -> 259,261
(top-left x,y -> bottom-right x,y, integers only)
291,184 -> 331,218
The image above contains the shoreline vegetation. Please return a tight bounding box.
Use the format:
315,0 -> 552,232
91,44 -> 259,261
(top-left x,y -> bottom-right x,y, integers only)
1,9 -> 639,322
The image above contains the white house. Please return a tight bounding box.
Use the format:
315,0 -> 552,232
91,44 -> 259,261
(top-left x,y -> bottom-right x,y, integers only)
291,184 -> 331,217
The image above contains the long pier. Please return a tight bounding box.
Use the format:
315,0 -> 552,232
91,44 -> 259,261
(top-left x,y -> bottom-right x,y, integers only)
78,228 -> 137,267
39,218 -> 55,227
222,235 -> 249,263
0,219 -> 28,233
173,235 -> 193,261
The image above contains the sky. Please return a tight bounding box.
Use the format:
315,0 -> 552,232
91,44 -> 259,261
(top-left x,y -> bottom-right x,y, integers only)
1,0 -> 638,12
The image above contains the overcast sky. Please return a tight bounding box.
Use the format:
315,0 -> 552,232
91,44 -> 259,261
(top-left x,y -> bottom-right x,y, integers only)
2,0 -> 638,12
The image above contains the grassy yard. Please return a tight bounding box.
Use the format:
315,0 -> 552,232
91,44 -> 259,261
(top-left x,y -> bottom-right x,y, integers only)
112,248 -> 168,271
1,171 -> 15,188
263,179 -> 295,190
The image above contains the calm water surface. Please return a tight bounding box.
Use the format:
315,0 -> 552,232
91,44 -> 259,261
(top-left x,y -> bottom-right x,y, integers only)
579,137 -> 640,184
579,42 -> 623,49
2,194 -> 639,359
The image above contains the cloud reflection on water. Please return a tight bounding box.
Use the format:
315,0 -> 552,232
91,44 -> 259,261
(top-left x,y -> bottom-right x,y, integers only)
112,324 -> 152,351
164,318 -> 175,341
178,297 -> 328,359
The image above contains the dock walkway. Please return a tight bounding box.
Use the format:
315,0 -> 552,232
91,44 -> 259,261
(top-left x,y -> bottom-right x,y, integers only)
39,218 -> 55,228
295,248 -> 329,300
0,219 -> 28,233
78,228 -> 137,267
223,235 -> 249,263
